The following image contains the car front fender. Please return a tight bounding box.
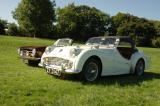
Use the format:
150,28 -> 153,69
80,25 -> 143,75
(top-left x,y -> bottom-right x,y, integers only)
73,49 -> 103,73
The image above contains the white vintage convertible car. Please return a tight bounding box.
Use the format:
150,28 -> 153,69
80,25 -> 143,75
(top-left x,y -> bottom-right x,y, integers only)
39,36 -> 150,82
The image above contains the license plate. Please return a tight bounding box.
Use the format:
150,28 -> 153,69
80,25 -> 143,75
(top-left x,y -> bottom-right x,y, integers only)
46,68 -> 61,76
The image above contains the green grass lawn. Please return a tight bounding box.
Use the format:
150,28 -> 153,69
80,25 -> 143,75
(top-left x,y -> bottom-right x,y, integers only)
0,35 -> 160,106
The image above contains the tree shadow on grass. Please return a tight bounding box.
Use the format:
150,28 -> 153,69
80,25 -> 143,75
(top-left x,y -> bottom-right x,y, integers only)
68,72 -> 160,86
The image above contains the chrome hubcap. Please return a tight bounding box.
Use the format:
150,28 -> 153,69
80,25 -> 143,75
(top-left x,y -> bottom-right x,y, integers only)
85,62 -> 99,81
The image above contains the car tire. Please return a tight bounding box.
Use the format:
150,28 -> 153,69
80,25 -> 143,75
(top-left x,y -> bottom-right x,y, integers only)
80,58 -> 101,82
134,59 -> 145,76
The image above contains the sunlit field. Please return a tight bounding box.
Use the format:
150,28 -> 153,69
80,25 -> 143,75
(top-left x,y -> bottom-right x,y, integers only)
0,36 -> 160,105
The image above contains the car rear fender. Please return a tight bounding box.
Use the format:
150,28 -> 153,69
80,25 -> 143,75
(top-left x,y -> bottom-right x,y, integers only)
130,51 -> 149,73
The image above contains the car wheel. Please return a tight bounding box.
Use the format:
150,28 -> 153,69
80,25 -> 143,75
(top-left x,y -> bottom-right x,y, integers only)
81,58 -> 101,82
134,59 -> 145,76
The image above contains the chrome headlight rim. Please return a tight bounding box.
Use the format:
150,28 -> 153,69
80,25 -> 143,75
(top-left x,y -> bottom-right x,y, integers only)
45,46 -> 54,54
70,48 -> 81,57
20,51 -> 23,56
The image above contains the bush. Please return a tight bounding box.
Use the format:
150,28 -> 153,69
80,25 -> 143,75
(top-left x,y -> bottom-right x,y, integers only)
152,37 -> 160,48
7,23 -> 19,36
136,37 -> 152,47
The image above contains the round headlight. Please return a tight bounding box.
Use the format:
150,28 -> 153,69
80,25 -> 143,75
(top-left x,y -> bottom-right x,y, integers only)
45,46 -> 54,54
20,51 -> 23,56
31,49 -> 36,56
70,48 -> 81,57
26,52 -> 29,56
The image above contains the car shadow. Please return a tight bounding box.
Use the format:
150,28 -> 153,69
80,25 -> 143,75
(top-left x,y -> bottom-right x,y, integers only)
67,72 -> 160,86
27,64 -> 39,67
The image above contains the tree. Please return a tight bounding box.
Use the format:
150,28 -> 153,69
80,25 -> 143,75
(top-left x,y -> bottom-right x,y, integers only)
152,20 -> 160,37
56,4 -> 110,41
110,12 -> 156,46
7,23 -> 19,36
150,21 -> 160,47
0,18 -> 7,35
0,23 -> 5,35
13,0 -> 56,38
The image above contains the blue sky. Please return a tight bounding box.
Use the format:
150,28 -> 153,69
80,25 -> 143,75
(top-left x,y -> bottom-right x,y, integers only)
0,0 -> 160,23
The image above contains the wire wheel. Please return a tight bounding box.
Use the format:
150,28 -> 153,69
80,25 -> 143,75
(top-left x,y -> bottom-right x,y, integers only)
81,58 -> 101,82
135,59 -> 145,76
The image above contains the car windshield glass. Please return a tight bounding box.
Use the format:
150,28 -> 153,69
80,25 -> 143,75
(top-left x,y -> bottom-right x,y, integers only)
53,39 -> 73,46
86,37 -> 116,46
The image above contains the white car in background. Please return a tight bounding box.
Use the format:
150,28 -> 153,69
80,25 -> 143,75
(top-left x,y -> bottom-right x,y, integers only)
39,36 -> 150,82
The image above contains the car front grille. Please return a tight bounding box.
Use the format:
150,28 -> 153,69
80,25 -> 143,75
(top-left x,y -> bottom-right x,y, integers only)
43,57 -> 69,66
20,50 -> 33,57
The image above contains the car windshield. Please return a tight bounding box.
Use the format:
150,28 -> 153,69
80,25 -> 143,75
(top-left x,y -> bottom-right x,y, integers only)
53,38 -> 73,47
86,37 -> 117,46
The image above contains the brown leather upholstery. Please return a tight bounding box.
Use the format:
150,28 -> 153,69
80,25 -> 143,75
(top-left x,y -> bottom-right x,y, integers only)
117,47 -> 133,60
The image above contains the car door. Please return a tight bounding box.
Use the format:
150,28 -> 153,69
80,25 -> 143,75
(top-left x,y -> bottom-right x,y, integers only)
101,48 -> 117,76
112,40 -> 133,75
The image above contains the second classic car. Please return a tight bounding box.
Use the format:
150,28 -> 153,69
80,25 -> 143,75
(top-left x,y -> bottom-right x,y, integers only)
39,36 -> 150,82
18,38 -> 73,65
18,46 -> 46,65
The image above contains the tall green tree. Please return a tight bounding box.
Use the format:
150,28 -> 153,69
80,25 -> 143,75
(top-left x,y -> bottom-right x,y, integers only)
13,0 -> 56,37
56,4 -> 110,41
110,12 -> 156,46
151,21 -> 160,47
152,21 -> 160,37
0,18 -> 7,35
7,23 -> 19,36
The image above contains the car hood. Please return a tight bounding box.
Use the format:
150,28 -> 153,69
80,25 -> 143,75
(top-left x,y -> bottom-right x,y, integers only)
20,46 -> 47,50
43,45 -> 114,60
44,46 -> 82,60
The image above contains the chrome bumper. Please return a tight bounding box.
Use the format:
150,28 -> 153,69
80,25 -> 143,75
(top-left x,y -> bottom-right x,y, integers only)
45,65 -> 80,76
